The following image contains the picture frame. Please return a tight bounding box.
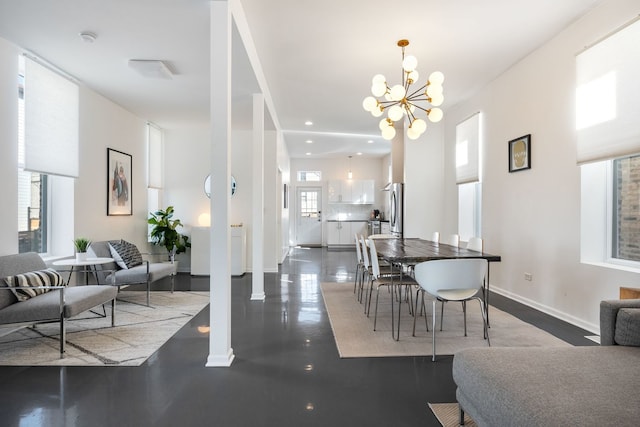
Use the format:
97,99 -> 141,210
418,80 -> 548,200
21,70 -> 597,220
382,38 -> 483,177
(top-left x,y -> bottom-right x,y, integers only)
508,134 -> 531,173
107,148 -> 132,215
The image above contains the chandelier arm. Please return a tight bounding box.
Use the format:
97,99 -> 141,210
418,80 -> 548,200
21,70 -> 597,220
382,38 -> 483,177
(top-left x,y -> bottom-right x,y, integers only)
410,103 -> 431,113
407,96 -> 432,103
406,83 -> 428,99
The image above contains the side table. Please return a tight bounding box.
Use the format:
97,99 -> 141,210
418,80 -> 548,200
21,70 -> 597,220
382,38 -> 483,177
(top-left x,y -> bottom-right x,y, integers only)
52,257 -> 114,285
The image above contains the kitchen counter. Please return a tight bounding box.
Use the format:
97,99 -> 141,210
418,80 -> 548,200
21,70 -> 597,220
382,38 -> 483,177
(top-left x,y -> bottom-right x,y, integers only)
326,219 -> 369,222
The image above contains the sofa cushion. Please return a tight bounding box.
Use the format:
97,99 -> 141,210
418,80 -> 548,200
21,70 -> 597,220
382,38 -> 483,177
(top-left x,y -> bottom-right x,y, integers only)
108,240 -> 143,269
3,268 -> 63,302
615,308 -> 640,346
0,252 -> 48,309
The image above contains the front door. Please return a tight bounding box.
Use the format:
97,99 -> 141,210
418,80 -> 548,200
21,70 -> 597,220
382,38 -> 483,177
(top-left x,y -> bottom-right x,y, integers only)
296,187 -> 322,247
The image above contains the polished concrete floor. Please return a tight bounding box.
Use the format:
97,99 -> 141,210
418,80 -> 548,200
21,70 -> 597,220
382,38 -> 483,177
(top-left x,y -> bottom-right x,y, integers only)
0,247 -> 595,426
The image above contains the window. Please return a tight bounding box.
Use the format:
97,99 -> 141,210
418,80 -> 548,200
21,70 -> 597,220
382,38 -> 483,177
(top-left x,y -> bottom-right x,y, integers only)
578,17 -> 640,270
612,155 -> 640,262
17,72 -> 48,253
299,190 -> 318,218
456,113 -> 482,241
297,171 -> 321,182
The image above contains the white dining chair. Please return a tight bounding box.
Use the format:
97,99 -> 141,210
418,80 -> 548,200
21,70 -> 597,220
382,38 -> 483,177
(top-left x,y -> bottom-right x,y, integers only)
412,258 -> 490,361
441,234 -> 460,247
467,237 -> 483,252
430,231 -> 440,243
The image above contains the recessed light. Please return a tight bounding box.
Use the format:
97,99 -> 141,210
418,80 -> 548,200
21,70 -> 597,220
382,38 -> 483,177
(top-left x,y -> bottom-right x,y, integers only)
357,152 -> 363,156
305,120 -> 313,126
306,152 -> 312,156
367,140 -> 374,144
79,31 -> 97,43
306,140 -> 313,144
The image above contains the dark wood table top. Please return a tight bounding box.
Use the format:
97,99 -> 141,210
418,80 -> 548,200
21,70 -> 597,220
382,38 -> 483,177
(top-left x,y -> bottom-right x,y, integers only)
372,238 -> 501,264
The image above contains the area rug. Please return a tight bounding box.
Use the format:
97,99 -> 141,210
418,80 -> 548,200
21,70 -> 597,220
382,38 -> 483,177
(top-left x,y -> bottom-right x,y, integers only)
429,403 -> 476,427
0,291 -> 209,366
321,282 -> 570,358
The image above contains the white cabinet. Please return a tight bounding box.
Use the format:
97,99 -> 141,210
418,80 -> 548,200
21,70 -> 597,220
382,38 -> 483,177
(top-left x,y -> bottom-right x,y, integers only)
327,221 -> 368,246
328,179 -> 375,204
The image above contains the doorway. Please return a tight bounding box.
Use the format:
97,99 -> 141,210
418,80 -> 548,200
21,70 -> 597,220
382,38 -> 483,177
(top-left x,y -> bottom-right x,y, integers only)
296,187 -> 322,247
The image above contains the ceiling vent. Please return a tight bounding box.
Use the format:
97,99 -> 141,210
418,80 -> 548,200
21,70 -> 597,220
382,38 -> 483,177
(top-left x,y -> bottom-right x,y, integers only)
128,60 -> 173,79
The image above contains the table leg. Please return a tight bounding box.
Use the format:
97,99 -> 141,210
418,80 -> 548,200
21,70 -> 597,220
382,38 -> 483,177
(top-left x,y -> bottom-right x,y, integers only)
485,264 -> 491,328
390,262 -> 396,340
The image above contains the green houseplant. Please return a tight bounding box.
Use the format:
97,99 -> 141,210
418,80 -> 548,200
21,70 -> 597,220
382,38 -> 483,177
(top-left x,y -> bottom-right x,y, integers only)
73,237 -> 91,262
148,206 -> 191,263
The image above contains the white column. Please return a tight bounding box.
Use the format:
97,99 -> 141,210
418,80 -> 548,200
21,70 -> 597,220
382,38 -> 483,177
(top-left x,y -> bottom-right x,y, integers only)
251,93 -> 266,300
207,0 -> 234,367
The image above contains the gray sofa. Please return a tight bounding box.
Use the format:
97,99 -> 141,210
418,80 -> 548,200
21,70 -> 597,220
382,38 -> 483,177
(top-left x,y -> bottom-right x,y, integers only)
0,252 -> 117,357
452,299 -> 640,426
88,240 -> 175,307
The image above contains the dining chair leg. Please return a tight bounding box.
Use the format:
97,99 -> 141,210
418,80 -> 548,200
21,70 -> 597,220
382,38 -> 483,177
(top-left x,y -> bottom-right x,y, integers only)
440,300 -> 445,331
373,285 -> 382,330
477,297 -> 490,345
431,299 -> 437,362
463,300 -> 468,336
353,263 -> 360,295
412,289 -> 429,336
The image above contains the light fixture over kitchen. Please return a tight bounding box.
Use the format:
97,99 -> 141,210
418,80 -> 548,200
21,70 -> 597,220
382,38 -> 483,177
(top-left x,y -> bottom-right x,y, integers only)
363,39 -> 444,141
347,155 -> 353,180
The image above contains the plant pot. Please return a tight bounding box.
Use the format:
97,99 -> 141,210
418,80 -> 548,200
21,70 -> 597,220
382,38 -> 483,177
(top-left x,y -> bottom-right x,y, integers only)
76,252 -> 88,262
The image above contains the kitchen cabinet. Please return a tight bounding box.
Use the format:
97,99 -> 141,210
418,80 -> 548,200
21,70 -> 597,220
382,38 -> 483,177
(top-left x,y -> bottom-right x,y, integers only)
327,221 -> 368,246
381,221 -> 390,234
328,179 -> 375,204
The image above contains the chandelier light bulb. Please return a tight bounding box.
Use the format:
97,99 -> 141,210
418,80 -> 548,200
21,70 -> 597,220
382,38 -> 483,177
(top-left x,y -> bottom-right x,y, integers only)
407,70 -> 419,83
429,71 -> 445,85
371,82 -> 387,97
428,108 -> 443,122
372,74 -> 386,84
388,105 -> 404,121
426,84 -> 443,97
407,126 -> 420,140
412,118 -> 427,134
430,93 -> 444,106
371,107 -> 384,117
389,84 -> 406,101
379,118 -> 389,131
381,126 -> 396,140
362,96 -> 377,112
402,55 -> 418,72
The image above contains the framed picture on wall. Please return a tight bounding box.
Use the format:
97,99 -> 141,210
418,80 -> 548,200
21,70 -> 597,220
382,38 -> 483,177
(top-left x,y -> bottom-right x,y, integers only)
508,134 -> 531,173
107,148 -> 132,215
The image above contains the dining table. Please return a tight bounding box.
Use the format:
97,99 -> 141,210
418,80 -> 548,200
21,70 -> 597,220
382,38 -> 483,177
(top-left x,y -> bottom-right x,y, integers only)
371,237 -> 501,340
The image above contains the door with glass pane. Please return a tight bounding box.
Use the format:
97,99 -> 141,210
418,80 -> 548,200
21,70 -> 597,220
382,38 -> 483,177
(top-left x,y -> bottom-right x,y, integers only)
297,187 -> 322,247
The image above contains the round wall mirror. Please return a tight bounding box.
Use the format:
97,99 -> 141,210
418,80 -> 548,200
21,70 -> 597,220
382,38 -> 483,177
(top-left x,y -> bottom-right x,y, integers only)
204,174 -> 236,198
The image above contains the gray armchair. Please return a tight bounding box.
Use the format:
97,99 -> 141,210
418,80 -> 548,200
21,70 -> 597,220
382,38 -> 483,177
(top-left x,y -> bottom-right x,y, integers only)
600,298 -> 640,346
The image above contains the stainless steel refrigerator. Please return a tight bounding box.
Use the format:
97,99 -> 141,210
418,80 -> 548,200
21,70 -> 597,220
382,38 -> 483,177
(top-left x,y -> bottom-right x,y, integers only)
389,183 -> 403,237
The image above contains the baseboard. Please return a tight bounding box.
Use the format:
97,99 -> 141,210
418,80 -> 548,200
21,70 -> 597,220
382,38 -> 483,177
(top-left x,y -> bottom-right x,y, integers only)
491,286 -> 600,334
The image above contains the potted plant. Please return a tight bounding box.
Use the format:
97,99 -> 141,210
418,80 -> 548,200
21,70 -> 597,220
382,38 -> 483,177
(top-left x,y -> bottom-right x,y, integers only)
73,237 -> 91,262
148,206 -> 191,266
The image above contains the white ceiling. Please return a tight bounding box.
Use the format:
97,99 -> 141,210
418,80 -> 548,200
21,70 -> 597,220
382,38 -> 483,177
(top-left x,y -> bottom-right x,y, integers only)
0,0 -> 602,159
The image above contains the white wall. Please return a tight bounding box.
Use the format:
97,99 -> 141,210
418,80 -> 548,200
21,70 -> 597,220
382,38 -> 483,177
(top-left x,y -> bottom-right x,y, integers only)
404,123 -> 445,239
75,87 -> 148,249
432,0 -> 640,332
0,38 -> 19,255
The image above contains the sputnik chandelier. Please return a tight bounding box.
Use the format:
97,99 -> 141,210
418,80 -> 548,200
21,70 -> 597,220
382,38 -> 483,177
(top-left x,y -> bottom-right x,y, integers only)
362,39 -> 444,141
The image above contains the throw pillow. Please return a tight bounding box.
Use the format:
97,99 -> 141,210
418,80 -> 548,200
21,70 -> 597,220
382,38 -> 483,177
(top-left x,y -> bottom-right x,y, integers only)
108,240 -> 143,270
4,268 -> 64,302
614,308 -> 640,347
